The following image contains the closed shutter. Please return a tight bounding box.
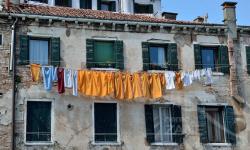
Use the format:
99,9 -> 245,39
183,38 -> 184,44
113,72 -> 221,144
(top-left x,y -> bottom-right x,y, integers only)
246,46 -> 250,74
197,106 -> 208,143
19,35 -> 29,65
97,0 -> 101,10
86,39 -> 95,68
145,105 -> 155,144
194,44 -> 202,69
171,105 -> 183,144
114,40 -> 124,70
50,37 -> 60,66
142,42 -> 150,71
219,45 -> 229,73
110,1 -> 116,11
224,106 -> 236,144
168,43 -> 178,71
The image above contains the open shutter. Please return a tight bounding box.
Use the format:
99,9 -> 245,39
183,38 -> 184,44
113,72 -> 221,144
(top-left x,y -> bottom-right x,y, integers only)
171,105 -> 183,144
50,37 -> 60,66
224,106 -> 236,144
19,35 -> 29,65
115,40 -> 124,70
168,43 -> 178,71
86,39 -> 95,68
246,46 -> 250,74
144,105 -> 155,144
194,44 -> 202,69
97,0 -> 101,10
142,42 -> 150,71
219,45 -> 229,73
197,106 -> 208,143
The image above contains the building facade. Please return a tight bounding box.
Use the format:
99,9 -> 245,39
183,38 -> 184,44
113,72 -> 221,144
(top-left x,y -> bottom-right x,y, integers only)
0,1 -> 250,150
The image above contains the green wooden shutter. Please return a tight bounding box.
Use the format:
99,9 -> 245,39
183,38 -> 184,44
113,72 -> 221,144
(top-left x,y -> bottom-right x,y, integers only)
224,106 -> 236,144
171,105 -> 183,144
168,43 -> 178,71
219,45 -> 229,73
194,44 -> 202,69
142,42 -> 150,71
86,39 -> 95,68
144,105 -> 155,144
114,40 -> 124,70
19,35 -> 29,65
246,46 -> 250,74
97,0 -> 101,10
197,106 -> 208,143
50,37 -> 60,66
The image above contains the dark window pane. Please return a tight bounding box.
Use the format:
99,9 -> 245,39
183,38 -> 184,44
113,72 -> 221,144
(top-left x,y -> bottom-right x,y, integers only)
55,0 -> 72,7
94,41 -> 115,68
149,44 -> 168,70
94,103 -> 117,142
26,101 -> 51,142
80,0 -> 92,9
134,3 -> 153,14
98,1 -> 116,12
27,0 -> 48,3
0,34 -> 2,45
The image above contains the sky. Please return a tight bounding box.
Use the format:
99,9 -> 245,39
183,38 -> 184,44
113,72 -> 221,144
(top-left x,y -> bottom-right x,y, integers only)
161,0 -> 250,26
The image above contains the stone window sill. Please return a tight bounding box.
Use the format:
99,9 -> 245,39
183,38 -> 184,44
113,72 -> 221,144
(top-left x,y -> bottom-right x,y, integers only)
91,68 -> 119,71
91,142 -> 122,146
25,141 -> 54,146
212,72 -> 225,76
151,142 -> 178,146
204,143 -> 232,147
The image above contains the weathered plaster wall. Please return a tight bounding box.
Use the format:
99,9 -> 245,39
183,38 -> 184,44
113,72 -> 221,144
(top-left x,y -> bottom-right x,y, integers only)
11,23 -> 250,150
0,23 -> 13,150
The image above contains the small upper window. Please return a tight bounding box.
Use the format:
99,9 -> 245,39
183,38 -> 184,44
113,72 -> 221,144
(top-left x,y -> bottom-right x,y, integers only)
80,0 -> 92,9
26,0 -> 48,4
98,0 -> 116,12
55,0 -> 72,7
134,3 -> 153,14
26,101 -> 52,143
94,103 -> 118,143
0,34 -> 2,46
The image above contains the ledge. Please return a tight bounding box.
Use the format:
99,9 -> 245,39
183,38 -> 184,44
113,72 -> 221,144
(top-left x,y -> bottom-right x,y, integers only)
204,143 -> 232,147
151,142 -> 178,146
91,142 -> 122,146
25,142 -> 54,146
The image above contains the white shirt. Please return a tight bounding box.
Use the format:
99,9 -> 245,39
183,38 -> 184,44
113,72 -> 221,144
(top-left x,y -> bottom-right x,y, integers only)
165,71 -> 176,90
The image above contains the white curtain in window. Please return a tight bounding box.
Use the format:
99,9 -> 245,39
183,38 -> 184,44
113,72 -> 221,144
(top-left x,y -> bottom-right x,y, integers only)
29,40 -> 49,65
150,47 -> 165,66
157,47 -> 165,66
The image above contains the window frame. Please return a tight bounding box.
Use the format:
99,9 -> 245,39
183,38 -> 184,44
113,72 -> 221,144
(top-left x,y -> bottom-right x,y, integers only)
152,105 -> 173,144
99,0 -> 117,12
92,101 -> 121,145
134,3 -> 154,14
29,37 -> 51,65
148,43 -> 169,70
24,99 -> 54,145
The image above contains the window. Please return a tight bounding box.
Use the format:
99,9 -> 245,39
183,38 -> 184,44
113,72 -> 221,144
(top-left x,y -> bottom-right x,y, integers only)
246,46 -> 250,74
29,39 -> 49,65
55,0 -> 72,7
86,39 -> 124,69
26,101 -> 52,143
98,0 -> 116,12
19,35 -> 60,66
145,105 -> 183,144
197,105 -> 236,144
134,3 -> 153,14
194,45 -> 229,73
142,42 -> 178,71
80,0 -> 92,9
94,103 -> 118,143
0,34 -> 2,46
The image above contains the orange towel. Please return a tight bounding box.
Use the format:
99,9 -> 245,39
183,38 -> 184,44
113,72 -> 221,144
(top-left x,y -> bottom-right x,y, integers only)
175,72 -> 183,90
150,73 -> 162,99
107,72 -> 115,95
132,73 -> 143,99
115,72 -> 124,100
98,72 -> 108,97
78,70 -> 85,93
124,73 -> 133,100
141,72 -> 151,98
30,64 -> 41,82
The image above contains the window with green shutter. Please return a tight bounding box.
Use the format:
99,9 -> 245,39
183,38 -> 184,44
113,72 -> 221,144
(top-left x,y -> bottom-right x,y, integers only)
144,104 -> 183,144
86,39 -> 124,70
142,42 -> 178,71
246,46 -> 250,74
197,105 -> 236,144
19,35 -> 60,66
98,0 -> 116,12
194,45 -> 229,73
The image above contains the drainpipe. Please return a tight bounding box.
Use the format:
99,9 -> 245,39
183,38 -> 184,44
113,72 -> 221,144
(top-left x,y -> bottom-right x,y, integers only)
11,17 -> 18,150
